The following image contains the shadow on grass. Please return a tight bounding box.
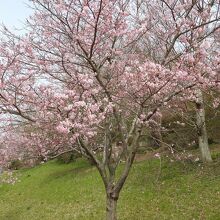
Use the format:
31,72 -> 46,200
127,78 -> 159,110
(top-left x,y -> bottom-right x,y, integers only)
50,166 -> 93,179
43,159 -> 94,182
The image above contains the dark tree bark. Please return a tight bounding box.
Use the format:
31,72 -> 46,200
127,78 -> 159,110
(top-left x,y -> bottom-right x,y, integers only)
106,193 -> 118,220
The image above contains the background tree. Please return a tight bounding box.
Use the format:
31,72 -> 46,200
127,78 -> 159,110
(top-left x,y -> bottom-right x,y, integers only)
133,0 -> 220,161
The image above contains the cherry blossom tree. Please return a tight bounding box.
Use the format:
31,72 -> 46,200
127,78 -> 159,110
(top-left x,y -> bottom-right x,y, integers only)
0,0 -> 219,219
133,0 -> 220,161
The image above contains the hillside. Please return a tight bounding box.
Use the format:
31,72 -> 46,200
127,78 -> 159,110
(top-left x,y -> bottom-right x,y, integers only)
0,152 -> 220,220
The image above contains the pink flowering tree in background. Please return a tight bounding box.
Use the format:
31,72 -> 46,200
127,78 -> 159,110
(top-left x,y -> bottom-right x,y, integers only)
0,32 -> 82,166
0,0 -> 219,219
133,0 -> 220,161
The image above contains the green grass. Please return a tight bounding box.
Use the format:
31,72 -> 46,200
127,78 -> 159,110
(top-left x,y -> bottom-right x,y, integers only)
0,156 -> 220,220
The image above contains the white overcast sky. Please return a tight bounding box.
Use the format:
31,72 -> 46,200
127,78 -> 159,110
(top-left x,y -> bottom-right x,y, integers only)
0,0 -> 32,31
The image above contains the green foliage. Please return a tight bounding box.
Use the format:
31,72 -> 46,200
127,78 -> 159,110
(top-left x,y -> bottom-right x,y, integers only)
211,151 -> 220,161
0,155 -> 220,219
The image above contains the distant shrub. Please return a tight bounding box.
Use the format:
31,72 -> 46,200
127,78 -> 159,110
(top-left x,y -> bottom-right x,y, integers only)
57,152 -> 79,164
8,160 -> 23,170
212,152 -> 220,161
87,157 -> 96,166
207,138 -> 219,145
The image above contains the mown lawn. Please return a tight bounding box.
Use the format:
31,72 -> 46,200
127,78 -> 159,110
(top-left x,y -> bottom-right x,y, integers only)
0,154 -> 220,220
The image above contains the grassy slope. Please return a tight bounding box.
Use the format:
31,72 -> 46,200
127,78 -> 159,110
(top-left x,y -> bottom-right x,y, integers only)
0,154 -> 220,220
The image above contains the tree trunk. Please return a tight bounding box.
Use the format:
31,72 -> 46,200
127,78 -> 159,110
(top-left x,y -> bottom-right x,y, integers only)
106,194 -> 118,220
195,89 -> 212,162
